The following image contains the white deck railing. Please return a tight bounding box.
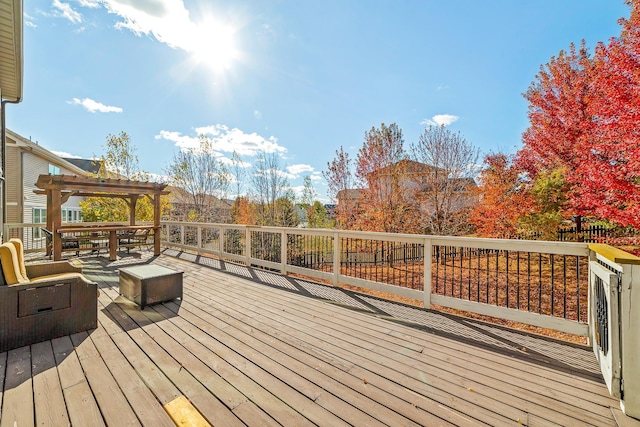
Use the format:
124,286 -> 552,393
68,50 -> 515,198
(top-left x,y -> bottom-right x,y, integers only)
160,221 -> 596,336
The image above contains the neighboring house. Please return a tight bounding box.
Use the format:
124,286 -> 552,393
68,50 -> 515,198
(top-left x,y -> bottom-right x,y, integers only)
63,157 -> 103,175
336,188 -> 366,212
5,129 -> 87,238
367,159 -> 443,201
339,159 -> 478,215
166,185 -> 233,223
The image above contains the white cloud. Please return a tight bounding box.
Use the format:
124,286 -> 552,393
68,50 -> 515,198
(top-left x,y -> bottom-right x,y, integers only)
286,164 -> 314,177
51,150 -> 82,158
156,124 -> 287,156
24,13 -> 38,28
69,97 -> 123,113
146,172 -> 169,183
77,0 -> 101,8
310,171 -> 323,181
421,114 -> 459,127
52,0 -> 82,23
92,0 -> 238,69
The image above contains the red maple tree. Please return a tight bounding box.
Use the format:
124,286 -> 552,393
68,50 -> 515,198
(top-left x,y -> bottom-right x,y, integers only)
517,41 -> 593,218
584,0 -> 640,226
519,0 -> 640,227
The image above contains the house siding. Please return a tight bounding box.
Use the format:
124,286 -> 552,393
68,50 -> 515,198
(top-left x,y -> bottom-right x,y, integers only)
5,130 -> 87,227
5,145 -> 21,223
22,151 -> 84,224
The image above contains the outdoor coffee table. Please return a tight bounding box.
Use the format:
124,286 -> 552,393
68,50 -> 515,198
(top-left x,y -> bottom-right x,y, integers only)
119,265 -> 183,309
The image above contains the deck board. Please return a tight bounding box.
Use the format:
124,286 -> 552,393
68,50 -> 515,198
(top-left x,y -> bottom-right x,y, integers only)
52,336 -> 106,426
196,269 -> 614,425
70,331 -> 141,426
31,340 -> 70,426
2,346 -> 34,427
1,250 -> 633,426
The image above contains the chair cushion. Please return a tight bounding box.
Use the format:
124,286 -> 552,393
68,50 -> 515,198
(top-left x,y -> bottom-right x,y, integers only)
0,243 -> 29,285
27,272 -> 85,284
8,239 -> 28,280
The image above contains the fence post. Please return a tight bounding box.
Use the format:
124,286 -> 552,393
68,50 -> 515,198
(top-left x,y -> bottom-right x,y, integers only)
333,231 -> 340,286
197,225 -> 202,250
424,238 -> 432,308
281,229 -> 288,275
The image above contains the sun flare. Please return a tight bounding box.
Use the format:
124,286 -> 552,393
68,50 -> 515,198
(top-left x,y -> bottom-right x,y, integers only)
190,19 -> 238,72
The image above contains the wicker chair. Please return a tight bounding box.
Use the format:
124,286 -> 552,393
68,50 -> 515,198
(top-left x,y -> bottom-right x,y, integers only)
0,239 -> 98,352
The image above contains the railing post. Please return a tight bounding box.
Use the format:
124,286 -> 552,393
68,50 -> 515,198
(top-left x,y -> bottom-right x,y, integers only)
332,231 -> 340,286
589,243 -> 640,420
218,225 -> 225,258
619,260 -> 640,418
245,227 -> 251,266
424,238 -> 432,308
281,229 -> 287,275
197,226 -> 202,250
180,224 -> 185,247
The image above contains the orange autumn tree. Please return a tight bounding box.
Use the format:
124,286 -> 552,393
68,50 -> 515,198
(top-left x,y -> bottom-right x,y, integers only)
354,123 -> 418,233
231,196 -> 256,225
471,153 -> 533,238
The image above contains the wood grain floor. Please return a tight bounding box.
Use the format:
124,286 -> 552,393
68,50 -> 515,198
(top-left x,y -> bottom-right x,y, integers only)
0,249 -> 632,426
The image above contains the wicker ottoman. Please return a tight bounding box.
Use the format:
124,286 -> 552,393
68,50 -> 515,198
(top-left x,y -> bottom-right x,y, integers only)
119,265 -> 183,308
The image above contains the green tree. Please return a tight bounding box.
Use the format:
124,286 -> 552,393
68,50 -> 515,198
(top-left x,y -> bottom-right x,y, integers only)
520,168 -> 570,239
300,175 -> 317,210
307,201 -> 331,228
79,131 -> 164,222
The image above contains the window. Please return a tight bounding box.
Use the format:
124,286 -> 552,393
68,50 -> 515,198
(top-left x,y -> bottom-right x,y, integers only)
48,164 -> 60,175
33,208 -> 46,238
62,208 -> 82,224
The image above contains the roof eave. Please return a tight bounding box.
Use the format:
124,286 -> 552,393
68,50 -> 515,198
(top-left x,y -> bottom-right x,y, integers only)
0,0 -> 24,102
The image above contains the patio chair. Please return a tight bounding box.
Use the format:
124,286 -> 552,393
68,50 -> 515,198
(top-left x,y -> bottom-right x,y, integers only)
40,227 -> 80,257
0,239 -> 98,352
132,228 -> 152,249
119,229 -> 151,253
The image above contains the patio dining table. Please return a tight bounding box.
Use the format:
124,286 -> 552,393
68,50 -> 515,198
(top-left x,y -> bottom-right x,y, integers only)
56,224 -> 158,261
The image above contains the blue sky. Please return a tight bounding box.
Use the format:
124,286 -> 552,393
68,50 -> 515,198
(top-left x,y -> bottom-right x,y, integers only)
7,0 -> 630,201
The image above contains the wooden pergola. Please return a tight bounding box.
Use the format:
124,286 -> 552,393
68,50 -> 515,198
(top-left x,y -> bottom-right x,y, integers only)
34,174 -> 169,261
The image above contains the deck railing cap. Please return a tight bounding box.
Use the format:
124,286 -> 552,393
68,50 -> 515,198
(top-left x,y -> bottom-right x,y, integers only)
589,243 -> 640,265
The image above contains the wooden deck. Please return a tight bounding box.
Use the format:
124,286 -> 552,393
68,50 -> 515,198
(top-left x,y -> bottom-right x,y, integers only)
1,249 -> 636,426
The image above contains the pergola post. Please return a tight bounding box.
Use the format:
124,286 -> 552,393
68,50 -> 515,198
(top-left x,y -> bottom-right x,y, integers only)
45,189 -> 53,256
51,189 -> 62,261
129,195 -> 138,226
153,192 -> 161,256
